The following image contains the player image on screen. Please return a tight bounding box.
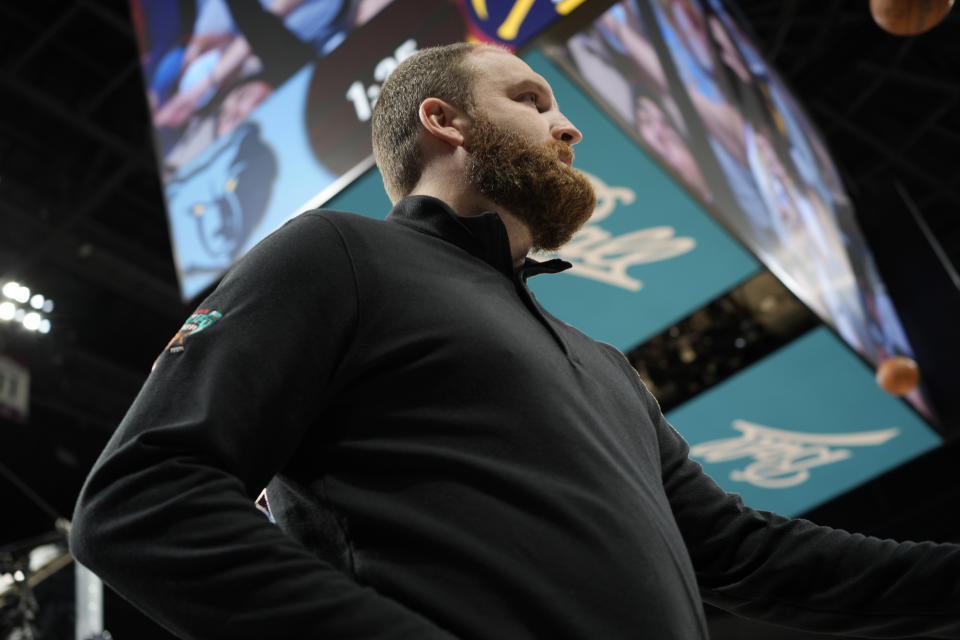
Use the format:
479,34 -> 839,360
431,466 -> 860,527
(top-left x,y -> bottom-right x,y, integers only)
649,0 -> 781,250
559,2 -> 712,202
132,0 -> 394,174
166,121 -> 278,278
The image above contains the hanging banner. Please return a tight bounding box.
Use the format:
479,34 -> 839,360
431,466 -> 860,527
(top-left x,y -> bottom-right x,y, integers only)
0,354 -> 30,422
665,326 -> 941,517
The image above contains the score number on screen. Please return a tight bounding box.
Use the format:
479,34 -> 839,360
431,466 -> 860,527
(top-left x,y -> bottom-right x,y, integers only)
345,39 -> 418,122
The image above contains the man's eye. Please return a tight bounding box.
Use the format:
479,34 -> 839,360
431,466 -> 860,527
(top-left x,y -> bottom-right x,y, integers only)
521,92 -> 541,109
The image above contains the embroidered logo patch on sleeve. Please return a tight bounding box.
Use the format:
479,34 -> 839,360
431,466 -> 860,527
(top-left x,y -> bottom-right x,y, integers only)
164,309 -> 223,354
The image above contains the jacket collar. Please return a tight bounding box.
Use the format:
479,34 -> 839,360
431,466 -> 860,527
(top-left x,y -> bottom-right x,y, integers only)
386,195 -> 571,280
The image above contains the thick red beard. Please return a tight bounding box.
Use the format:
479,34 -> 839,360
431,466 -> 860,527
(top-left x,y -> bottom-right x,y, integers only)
464,115 -> 596,252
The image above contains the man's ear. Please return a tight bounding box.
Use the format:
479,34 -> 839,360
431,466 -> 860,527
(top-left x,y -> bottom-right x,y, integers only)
418,97 -> 468,148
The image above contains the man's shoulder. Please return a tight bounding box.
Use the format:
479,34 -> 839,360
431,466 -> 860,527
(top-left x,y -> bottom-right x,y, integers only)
235,209 -> 390,275
257,209 -> 396,257
286,208 -> 389,233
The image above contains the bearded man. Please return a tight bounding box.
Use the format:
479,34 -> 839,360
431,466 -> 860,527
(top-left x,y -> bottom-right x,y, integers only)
71,43 -> 960,640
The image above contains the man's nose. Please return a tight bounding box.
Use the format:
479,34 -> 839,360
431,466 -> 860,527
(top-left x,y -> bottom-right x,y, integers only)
552,114 -> 583,146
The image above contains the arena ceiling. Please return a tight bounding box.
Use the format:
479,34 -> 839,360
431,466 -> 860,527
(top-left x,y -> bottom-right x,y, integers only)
0,1 -> 958,635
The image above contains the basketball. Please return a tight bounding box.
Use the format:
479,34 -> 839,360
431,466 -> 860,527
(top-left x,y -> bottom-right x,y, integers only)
870,0 -> 955,36
875,356 -> 920,396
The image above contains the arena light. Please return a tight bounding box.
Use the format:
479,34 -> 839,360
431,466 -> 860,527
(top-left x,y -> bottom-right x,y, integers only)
22,312 -> 41,332
1,280 -> 54,335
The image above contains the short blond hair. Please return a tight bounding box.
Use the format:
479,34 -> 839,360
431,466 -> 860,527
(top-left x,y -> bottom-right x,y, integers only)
371,42 -> 484,202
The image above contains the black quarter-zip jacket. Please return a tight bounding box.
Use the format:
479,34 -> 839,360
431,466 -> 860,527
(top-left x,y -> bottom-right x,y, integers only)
71,196 -> 960,639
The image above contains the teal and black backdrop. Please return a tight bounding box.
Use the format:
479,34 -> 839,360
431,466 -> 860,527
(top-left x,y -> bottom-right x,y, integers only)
665,327 -> 940,517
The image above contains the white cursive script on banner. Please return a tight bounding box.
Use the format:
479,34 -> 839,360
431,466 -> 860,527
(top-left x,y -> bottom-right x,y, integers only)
537,172 -> 696,291
689,419 -> 900,489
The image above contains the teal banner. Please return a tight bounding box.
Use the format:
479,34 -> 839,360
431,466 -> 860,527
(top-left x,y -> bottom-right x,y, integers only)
665,326 -> 941,517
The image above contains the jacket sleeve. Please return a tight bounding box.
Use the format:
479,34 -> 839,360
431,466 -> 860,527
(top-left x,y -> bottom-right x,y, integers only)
644,387 -> 960,639
69,213 -> 459,640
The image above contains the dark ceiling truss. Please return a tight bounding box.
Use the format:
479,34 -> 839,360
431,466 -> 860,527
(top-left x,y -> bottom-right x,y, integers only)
837,41 -> 915,117
0,114 -> 159,229
76,0 -> 140,36
0,154 -> 181,318
0,197 -> 183,320
813,101 -> 960,208
784,0 -> 845,77
6,4 -> 84,76
895,181 -> 960,294
0,0 -> 156,203
855,61 -> 959,98
0,67 -> 152,173
80,57 -> 143,118
838,60 -> 960,187
851,99 -> 958,187
13,164 -> 139,277
761,0 -> 796,62
0,0 -> 180,315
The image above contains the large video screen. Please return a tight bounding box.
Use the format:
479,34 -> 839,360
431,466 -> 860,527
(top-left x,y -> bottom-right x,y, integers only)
542,0 -> 930,415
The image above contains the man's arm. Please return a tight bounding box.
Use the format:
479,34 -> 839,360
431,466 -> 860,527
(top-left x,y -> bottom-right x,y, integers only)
642,387 -> 960,639
70,213 -> 458,639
